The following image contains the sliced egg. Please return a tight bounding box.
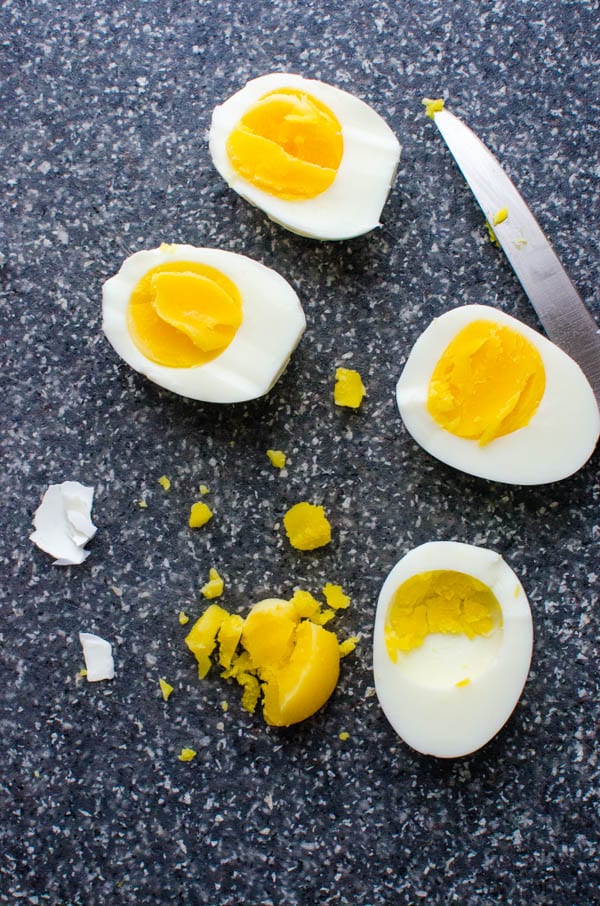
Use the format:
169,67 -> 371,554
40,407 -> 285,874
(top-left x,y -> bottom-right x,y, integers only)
209,72 -> 401,240
30,481 -> 97,565
373,541 -> 533,758
396,304 -> 599,484
102,244 -> 306,403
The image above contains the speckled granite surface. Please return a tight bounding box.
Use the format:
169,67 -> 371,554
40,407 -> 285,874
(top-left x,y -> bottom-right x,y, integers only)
1,1 -> 599,903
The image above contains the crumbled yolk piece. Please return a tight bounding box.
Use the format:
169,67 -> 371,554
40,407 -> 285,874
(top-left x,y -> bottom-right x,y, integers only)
455,677 -> 471,688
339,731 -> 350,741
492,207 -> 508,226
201,567 -> 224,599
323,583 -> 350,610
422,97 -> 445,119
159,678 -> 174,701
266,449 -> 286,469
199,484 -> 210,495
127,260 -> 243,368
334,367 -> 366,408
138,499 -> 148,508
226,87 -> 343,200
186,589 -> 355,727
339,636 -> 359,657
385,570 -> 503,660
189,501 -> 213,528
221,700 -> 229,712
178,748 -> 197,762
427,320 -> 546,445
158,475 -> 171,491
485,220 -> 499,246
178,610 -> 190,625
283,502 -> 331,550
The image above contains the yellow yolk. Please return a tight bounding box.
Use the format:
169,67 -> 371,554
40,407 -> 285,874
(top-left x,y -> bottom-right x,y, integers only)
189,501 -> 213,528
427,320 -> 546,445
283,502 -> 332,550
201,567 -> 224,599
185,591 -> 351,726
266,449 -> 286,469
422,97 -> 445,119
159,678 -> 174,701
226,88 -> 343,200
127,261 -> 243,368
385,570 -> 503,660
334,367 -> 366,408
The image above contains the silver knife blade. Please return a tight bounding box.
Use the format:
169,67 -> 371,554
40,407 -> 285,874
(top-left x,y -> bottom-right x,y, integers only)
432,107 -> 600,405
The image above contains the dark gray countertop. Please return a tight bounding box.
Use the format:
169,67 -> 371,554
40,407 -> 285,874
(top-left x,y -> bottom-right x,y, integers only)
2,1 -> 599,903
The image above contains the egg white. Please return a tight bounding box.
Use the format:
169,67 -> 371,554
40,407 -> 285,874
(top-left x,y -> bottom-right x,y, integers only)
373,541 -> 534,758
209,72 -> 401,240
102,244 -> 306,403
396,304 -> 600,484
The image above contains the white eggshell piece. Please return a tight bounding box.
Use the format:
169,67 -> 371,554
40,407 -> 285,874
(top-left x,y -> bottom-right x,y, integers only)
30,481 -> 97,566
373,541 -> 534,758
102,244 -> 306,403
209,72 -> 401,240
79,632 -> 115,682
396,305 -> 600,484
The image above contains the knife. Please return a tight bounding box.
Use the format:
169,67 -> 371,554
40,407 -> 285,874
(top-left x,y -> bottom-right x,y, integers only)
427,103 -> 600,405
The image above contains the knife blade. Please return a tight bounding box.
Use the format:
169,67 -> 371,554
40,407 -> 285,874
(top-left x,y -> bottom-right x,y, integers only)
430,106 -> 600,405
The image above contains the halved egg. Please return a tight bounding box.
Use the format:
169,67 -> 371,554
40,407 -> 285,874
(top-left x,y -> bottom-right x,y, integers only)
373,541 -> 533,758
209,72 -> 401,240
102,244 -> 306,402
396,304 -> 599,484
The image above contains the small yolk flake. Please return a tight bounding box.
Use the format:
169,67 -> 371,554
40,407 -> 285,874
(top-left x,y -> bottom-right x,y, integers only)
159,678 -> 174,701
178,610 -> 190,625
339,636 -> 359,658
158,475 -> 171,491
138,499 -> 148,509
455,677 -> 471,688
78,668 -> 88,678
485,220 -> 500,246
422,97 -> 445,119
201,567 -> 224,599
189,501 -> 213,528
385,570 -> 503,660
178,748 -> 197,762
492,207 -> 508,226
266,449 -> 286,469
185,590 -> 354,727
199,484 -> 210,495
221,700 -> 229,712
283,502 -> 331,551
334,367 -> 366,409
339,731 -> 350,741
323,583 -> 350,610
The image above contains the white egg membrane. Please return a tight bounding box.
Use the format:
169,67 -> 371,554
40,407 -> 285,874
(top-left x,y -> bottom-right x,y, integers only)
373,541 -> 533,758
30,481 -> 97,565
209,72 -> 401,240
396,305 -> 600,485
102,245 -> 306,403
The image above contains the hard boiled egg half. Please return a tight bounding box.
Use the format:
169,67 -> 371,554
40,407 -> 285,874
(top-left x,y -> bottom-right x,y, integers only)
396,304 -> 599,484
102,244 -> 306,402
373,541 -> 533,758
209,73 -> 401,240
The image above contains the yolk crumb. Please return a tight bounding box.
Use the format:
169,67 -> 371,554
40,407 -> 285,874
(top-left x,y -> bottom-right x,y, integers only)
323,583 -> 350,610
138,499 -> 148,509
201,567 -> 224,599
283,502 -> 331,551
339,731 -> 350,741
189,501 -> 213,528
455,677 -> 471,688
221,700 -> 229,712
178,610 -> 190,625
158,475 -> 171,491
427,320 -> 545,445
178,748 -> 197,762
185,589 -> 356,727
492,207 -> 508,226
159,677 -> 174,701
199,484 -> 210,495
334,367 -> 366,409
266,449 -> 286,469
422,97 -> 445,119
339,636 -> 359,658
385,570 -> 503,660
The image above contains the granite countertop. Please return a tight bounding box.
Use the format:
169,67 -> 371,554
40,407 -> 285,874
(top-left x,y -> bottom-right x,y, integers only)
2,1 -> 599,903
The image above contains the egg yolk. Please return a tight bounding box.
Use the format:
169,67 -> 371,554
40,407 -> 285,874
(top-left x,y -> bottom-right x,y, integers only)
283,502 -> 332,550
127,261 -> 243,368
385,570 -> 503,660
427,320 -> 545,445
226,88 -> 344,200
185,591 -> 348,726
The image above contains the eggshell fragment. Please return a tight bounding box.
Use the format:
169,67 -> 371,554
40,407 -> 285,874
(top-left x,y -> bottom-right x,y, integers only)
79,632 -> 115,682
30,481 -> 97,565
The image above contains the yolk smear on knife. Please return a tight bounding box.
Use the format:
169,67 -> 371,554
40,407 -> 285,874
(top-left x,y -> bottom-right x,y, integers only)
427,320 -> 545,445
385,569 -> 503,660
127,261 -> 243,368
226,88 -> 343,200
184,585 -> 354,727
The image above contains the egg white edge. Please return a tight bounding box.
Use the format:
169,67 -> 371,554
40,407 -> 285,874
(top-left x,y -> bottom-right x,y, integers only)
102,245 -> 306,403
373,541 -> 534,758
208,72 -> 402,241
396,304 -> 600,485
